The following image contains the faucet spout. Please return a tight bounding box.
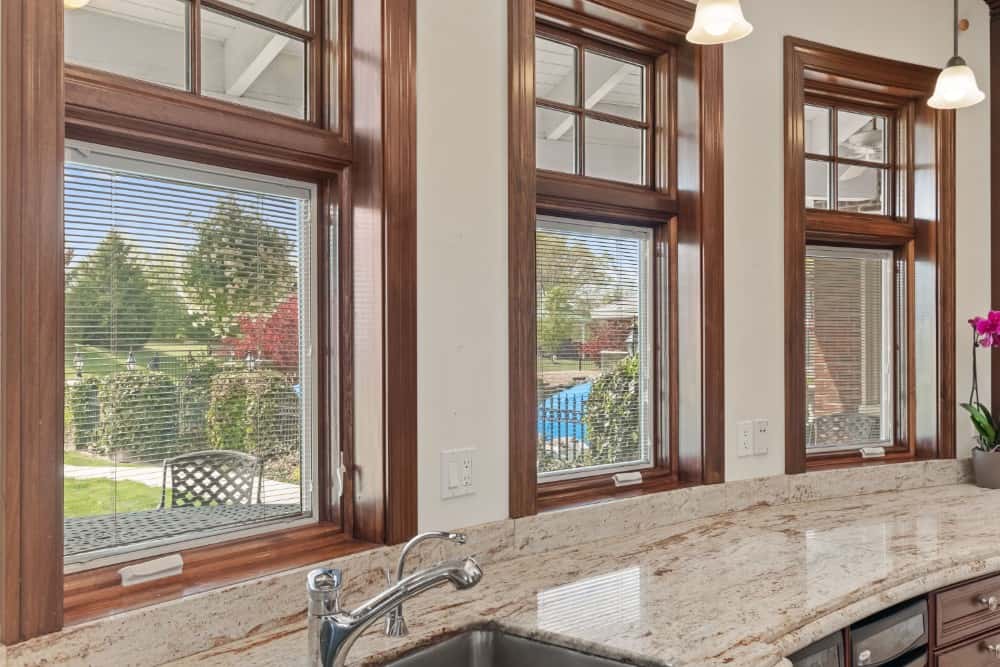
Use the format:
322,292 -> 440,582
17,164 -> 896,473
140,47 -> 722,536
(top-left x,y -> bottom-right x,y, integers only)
313,557 -> 482,667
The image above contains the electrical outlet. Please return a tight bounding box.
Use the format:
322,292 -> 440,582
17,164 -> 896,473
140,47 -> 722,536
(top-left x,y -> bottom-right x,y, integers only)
440,448 -> 476,499
753,419 -> 769,455
738,421 -> 754,457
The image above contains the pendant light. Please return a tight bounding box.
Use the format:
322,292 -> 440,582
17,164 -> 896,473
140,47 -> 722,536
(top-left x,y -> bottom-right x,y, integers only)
686,0 -> 754,45
64,0 -> 92,8
928,0 -> 985,110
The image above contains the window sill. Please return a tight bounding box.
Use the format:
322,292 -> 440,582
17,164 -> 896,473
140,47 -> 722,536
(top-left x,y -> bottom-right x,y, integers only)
64,523 -> 374,626
537,469 -> 697,512
805,449 -> 926,471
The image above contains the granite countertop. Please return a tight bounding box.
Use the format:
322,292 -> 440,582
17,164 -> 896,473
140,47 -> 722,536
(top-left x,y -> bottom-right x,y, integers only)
167,479 -> 1000,667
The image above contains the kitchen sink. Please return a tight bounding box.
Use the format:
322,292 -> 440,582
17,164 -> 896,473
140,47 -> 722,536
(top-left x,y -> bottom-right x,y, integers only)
385,629 -> 636,667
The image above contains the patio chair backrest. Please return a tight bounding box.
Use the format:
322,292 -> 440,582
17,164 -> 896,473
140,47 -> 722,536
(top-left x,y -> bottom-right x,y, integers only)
810,412 -> 879,447
160,450 -> 260,509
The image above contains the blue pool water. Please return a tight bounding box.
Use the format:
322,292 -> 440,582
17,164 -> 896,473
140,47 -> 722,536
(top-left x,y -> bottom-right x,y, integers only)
537,382 -> 592,441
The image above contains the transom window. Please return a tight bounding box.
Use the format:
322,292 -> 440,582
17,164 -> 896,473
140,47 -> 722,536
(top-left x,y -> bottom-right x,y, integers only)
804,103 -> 895,215
534,31 -> 651,186
64,0 -> 336,123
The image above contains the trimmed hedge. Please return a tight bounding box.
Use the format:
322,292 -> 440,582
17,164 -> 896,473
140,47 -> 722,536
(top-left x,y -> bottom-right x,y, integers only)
583,354 -> 641,465
95,370 -> 179,461
207,369 -> 300,460
67,377 -> 100,451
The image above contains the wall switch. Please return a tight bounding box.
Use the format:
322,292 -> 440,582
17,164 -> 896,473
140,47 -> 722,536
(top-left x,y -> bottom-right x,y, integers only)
738,421 -> 754,457
753,419 -> 769,455
440,448 -> 476,499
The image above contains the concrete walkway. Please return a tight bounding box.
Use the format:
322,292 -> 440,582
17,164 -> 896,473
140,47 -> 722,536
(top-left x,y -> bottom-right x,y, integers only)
63,463 -> 301,504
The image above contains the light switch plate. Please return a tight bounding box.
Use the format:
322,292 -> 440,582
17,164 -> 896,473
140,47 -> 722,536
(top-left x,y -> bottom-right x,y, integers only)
753,419 -> 769,455
738,421 -> 754,457
440,448 -> 476,499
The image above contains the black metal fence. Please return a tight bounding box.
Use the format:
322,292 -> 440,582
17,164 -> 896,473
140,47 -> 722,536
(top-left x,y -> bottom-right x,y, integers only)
537,393 -> 588,462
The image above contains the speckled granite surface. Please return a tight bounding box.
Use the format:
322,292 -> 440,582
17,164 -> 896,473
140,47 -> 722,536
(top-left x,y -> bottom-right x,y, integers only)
5,459 -> 984,667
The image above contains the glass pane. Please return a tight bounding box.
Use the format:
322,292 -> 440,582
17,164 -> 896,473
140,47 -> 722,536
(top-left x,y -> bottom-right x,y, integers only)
65,0 -> 189,90
585,118 -> 645,185
201,8 -> 307,119
837,165 -> 887,215
805,160 -> 831,209
837,110 -> 887,163
537,107 -> 577,174
225,0 -> 307,29
63,141 -> 316,562
805,247 -> 894,452
536,219 -> 655,478
804,105 -> 830,156
535,37 -> 577,105
584,51 -> 644,122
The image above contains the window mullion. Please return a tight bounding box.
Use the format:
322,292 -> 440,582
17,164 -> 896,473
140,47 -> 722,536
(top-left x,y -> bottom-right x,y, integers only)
190,0 -> 202,95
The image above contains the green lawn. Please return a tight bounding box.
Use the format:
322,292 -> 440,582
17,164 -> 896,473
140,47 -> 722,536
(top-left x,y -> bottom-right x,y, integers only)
65,342 -> 209,378
64,478 -> 166,518
64,450 -> 144,468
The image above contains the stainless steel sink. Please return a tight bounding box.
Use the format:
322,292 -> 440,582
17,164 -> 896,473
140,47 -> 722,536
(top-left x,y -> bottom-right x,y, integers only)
385,629 -> 636,666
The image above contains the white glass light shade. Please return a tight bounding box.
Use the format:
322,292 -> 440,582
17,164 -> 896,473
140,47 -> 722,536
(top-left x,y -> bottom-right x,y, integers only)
686,0 -> 753,45
928,56 -> 986,110
64,0 -> 92,9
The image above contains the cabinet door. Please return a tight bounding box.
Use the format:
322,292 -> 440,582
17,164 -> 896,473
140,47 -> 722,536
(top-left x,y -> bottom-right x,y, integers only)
788,632 -> 845,667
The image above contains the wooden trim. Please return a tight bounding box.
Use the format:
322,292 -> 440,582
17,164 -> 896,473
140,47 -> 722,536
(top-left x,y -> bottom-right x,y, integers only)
63,526 -> 374,626
784,37 -> 956,473
537,0 -> 694,46
987,1 -> 1000,419
349,0 -> 419,544
0,0 -> 66,643
382,0 -> 418,545
508,0 -> 539,519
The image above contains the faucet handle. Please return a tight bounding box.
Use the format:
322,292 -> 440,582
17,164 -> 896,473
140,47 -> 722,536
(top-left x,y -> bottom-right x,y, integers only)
307,568 -> 342,616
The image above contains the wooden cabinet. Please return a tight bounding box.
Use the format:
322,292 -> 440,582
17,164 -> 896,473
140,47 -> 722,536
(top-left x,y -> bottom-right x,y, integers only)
935,627 -> 1000,666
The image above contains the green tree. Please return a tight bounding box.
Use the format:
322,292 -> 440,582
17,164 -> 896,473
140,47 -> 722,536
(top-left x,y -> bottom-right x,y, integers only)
535,231 -> 611,355
138,251 -> 197,341
184,198 -> 295,338
66,231 -> 155,350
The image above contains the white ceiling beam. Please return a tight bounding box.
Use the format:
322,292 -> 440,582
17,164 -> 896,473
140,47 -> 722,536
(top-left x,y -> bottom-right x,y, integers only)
545,64 -> 631,142
224,3 -> 304,98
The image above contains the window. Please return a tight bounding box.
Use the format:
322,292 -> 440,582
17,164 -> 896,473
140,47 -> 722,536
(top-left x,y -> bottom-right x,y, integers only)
805,246 -> 898,453
784,37 -> 955,472
804,104 -> 894,215
63,142 -> 318,563
536,218 -> 655,479
64,0 -> 329,122
510,1 -> 724,516
534,31 -> 650,185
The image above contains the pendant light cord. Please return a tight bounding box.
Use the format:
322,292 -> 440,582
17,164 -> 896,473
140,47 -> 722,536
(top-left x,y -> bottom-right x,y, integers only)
953,0 -> 959,58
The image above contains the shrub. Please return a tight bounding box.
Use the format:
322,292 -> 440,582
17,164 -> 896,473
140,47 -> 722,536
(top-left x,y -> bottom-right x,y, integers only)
583,354 -> 640,464
67,377 -> 100,451
177,356 -> 224,450
207,370 -> 300,461
96,370 -> 179,461
222,294 -> 300,374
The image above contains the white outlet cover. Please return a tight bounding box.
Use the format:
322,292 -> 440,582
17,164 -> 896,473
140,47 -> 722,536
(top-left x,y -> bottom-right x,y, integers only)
753,419 -> 769,455
737,421 -> 754,457
440,448 -> 476,499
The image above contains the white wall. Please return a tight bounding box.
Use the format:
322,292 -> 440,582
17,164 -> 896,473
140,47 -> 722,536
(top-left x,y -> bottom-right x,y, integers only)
415,0 -> 992,527
416,0 -> 509,529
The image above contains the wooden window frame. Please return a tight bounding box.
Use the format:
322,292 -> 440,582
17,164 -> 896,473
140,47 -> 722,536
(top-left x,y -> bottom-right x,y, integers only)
509,0 -> 725,516
784,37 -> 955,473
984,0 -> 1000,421
0,0 -> 417,644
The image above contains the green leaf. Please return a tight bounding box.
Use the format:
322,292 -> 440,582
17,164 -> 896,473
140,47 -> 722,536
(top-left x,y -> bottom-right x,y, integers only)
962,402 -> 998,444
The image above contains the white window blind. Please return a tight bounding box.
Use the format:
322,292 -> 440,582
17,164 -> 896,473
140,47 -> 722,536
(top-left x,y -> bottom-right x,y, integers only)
805,246 -> 894,452
63,141 -> 316,564
536,218 -> 654,479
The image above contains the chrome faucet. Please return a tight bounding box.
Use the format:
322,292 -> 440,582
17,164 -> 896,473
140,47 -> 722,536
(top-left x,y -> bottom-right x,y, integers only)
385,531 -> 468,637
306,552 -> 482,667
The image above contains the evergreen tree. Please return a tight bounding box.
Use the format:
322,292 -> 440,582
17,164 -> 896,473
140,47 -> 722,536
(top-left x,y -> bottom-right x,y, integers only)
66,231 -> 155,350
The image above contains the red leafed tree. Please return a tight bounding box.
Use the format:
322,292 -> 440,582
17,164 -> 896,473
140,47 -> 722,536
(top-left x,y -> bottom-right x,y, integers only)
223,294 -> 299,373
